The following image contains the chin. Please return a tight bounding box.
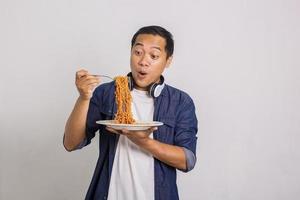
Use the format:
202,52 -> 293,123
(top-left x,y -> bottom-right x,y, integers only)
134,80 -> 150,90
135,81 -> 148,88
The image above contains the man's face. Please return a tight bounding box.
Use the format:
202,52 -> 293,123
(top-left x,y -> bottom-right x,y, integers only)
130,34 -> 172,91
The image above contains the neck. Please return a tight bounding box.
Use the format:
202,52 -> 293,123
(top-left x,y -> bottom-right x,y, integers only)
134,85 -> 148,91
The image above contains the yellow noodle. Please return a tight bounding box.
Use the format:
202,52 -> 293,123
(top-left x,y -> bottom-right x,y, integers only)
114,76 -> 135,124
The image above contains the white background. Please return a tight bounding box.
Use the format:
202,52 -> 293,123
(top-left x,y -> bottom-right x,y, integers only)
1,0 -> 299,199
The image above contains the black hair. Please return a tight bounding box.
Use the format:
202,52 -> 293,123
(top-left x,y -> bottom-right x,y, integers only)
131,25 -> 174,59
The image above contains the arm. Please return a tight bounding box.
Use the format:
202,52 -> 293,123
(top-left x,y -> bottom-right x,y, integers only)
63,97 -> 90,151
63,69 -> 100,151
105,127 -> 187,170
137,136 -> 187,170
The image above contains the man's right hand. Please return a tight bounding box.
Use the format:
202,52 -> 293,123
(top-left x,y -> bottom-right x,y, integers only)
63,69 -> 100,151
75,69 -> 100,100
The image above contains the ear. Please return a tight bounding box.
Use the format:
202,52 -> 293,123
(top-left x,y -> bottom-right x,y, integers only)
165,56 -> 173,68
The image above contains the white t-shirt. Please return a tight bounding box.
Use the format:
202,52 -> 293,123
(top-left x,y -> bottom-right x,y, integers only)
107,89 -> 155,200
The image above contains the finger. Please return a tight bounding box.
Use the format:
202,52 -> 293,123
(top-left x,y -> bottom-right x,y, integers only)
76,76 -> 100,88
77,83 -> 98,95
87,83 -> 100,93
148,127 -> 158,133
106,127 -> 121,134
121,129 -> 130,135
88,83 -> 99,91
78,74 -> 100,82
76,69 -> 89,79
82,77 -> 101,86
77,80 -> 100,91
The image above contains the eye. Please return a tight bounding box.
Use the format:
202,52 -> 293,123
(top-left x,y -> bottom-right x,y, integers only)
134,50 -> 142,56
151,54 -> 159,60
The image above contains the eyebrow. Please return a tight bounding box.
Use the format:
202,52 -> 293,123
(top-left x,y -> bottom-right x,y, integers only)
134,42 -> 162,51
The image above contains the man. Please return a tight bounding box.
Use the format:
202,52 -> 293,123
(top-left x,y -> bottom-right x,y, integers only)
63,25 -> 198,200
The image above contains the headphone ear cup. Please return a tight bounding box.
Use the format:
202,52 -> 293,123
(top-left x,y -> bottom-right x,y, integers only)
149,83 -> 158,98
149,75 -> 165,98
127,76 -> 133,91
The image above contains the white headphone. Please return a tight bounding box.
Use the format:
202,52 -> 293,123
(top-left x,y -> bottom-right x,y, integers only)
127,72 -> 165,98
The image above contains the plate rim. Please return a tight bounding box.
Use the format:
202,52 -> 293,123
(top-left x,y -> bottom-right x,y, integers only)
96,120 -> 163,127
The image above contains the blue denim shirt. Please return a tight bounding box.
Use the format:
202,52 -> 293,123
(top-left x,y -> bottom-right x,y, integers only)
79,81 -> 198,200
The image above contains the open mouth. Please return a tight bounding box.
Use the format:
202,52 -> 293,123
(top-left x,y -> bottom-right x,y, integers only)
139,71 -> 147,75
137,71 -> 148,78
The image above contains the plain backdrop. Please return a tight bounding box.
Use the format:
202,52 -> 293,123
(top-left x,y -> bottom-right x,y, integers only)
1,0 -> 299,199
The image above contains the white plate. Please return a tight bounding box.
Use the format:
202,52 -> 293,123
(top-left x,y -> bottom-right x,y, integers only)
96,120 -> 163,131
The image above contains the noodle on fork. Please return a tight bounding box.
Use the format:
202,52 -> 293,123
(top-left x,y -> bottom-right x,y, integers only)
114,76 -> 135,124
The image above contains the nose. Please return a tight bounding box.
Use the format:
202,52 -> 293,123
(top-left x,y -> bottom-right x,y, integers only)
138,55 -> 150,67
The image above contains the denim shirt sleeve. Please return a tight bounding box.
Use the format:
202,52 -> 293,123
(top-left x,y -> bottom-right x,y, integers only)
174,97 -> 198,172
182,147 -> 197,171
74,87 -> 104,150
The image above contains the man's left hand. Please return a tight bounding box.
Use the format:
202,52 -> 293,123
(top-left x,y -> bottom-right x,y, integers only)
106,126 -> 157,146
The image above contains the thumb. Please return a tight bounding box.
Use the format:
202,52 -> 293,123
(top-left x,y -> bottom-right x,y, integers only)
121,129 -> 130,135
149,127 -> 158,132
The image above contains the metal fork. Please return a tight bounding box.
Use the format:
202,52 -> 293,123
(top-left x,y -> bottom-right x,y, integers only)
92,75 -> 114,80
